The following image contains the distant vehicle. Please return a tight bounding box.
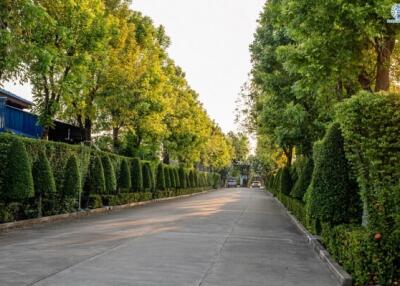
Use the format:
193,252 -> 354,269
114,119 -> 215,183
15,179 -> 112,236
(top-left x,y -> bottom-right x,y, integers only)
251,181 -> 262,188
227,179 -> 237,188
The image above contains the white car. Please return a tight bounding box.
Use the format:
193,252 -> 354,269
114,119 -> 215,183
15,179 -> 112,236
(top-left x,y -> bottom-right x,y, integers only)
251,181 -> 262,188
227,179 -> 237,188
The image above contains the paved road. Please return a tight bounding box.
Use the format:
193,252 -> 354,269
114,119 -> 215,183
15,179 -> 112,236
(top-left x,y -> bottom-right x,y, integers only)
0,188 -> 338,286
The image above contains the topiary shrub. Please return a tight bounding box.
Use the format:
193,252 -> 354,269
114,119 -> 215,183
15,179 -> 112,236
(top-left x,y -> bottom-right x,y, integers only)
118,158 -> 131,192
179,167 -> 187,189
169,167 -> 176,189
291,157 -> 314,200
84,155 -> 106,205
173,168 -> 180,189
102,155 -> 117,195
88,194 -> 102,209
131,158 -> 143,192
305,123 -> 361,226
189,170 -> 196,188
2,136 -> 34,203
156,163 -> 166,191
61,154 -> 81,209
279,166 -> 292,195
142,162 -> 153,192
164,165 -> 171,189
32,149 -> 56,216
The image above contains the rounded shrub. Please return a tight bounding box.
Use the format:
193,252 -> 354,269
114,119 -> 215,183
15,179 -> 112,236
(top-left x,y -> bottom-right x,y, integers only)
156,163 -> 166,191
305,123 -> 361,226
291,157 -> 314,200
84,155 -> 106,195
131,158 -> 143,192
279,166 -> 292,195
32,149 -> 56,215
102,155 -> 117,195
62,154 -> 81,200
142,162 -> 153,192
179,167 -> 187,189
118,158 -> 131,192
2,137 -> 34,202
164,165 -> 171,189
173,168 -> 180,189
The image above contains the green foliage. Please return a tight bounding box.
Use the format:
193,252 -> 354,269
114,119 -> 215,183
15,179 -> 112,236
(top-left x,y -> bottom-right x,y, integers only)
84,155 -> 106,196
102,155 -> 117,195
173,168 -> 180,189
1,136 -> 34,202
118,158 -> 131,191
62,154 -> 81,200
178,167 -> 186,189
88,194 -> 103,209
142,162 -> 153,192
279,166 -> 292,195
305,123 -> 361,225
189,170 -> 196,188
156,163 -> 166,191
291,157 -> 313,200
164,165 -> 171,189
169,167 -> 176,189
131,158 -> 143,192
336,91 -> 400,232
32,149 -> 56,198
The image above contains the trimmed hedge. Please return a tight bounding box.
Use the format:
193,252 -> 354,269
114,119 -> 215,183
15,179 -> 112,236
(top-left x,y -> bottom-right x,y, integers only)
179,167 -> 186,189
0,134 -> 222,222
131,158 -> 143,192
102,155 -> 117,195
305,123 -> 361,226
1,136 -> 34,202
279,166 -> 292,195
156,163 -> 166,191
290,157 -> 313,200
142,162 -> 153,192
118,158 -> 131,192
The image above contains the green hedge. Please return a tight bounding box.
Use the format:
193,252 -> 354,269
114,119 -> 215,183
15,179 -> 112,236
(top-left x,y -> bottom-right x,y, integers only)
0,134 -> 222,223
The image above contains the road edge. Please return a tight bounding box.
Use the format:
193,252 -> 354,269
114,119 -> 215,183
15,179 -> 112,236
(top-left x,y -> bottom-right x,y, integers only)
0,189 -> 218,234
271,193 -> 352,286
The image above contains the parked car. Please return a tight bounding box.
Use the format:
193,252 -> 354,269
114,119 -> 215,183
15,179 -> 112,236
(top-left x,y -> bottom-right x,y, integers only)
227,179 -> 237,188
251,181 -> 262,188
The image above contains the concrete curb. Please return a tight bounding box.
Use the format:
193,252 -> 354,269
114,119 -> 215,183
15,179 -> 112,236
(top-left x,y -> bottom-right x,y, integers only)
0,189 -> 216,234
272,195 -> 352,286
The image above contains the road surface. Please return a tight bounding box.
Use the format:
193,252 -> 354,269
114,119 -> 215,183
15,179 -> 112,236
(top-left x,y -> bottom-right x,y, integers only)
0,188 -> 338,286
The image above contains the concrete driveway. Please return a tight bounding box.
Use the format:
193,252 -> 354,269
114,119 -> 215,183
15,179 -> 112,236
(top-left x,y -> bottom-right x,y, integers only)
0,188 -> 338,286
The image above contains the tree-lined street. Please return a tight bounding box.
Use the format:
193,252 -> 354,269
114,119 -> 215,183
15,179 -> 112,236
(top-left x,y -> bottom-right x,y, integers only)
0,189 -> 337,286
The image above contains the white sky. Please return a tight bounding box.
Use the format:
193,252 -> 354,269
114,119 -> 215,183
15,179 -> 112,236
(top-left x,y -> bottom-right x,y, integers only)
4,0 -> 265,133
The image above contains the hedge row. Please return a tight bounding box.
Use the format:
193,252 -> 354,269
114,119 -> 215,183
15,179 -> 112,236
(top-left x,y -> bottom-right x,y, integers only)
0,134 -> 222,223
265,93 -> 400,285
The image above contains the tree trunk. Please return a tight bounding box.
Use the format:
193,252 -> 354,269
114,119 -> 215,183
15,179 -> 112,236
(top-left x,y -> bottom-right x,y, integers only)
284,146 -> 293,167
113,127 -> 120,152
84,118 -> 92,143
375,34 -> 396,92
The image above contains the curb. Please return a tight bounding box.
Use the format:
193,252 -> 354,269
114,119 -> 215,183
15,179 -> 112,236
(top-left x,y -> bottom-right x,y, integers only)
272,194 -> 352,286
0,189 -> 216,234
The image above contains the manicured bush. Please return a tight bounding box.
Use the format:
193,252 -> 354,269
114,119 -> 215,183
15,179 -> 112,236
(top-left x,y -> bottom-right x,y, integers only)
118,158 -> 131,191
179,167 -> 186,189
169,167 -> 176,189
290,157 -> 313,200
32,149 -> 56,216
189,170 -> 196,188
61,154 -> 81,200
336,91 -> 400,231
156,163 -> 166,191
279,166 -> 292,195
173,168 -> 180,189
131,158 -> 143,192
305,123 -> 361,226
84,155 -> 106,196
88,194 -> 102,209
164,166 -> 172,190
1,136 -> 34,202
102,155 -> 117,195
142,162 -> 153,192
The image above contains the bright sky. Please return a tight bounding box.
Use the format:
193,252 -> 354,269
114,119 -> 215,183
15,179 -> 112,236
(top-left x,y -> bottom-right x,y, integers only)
4,0 -> 265,133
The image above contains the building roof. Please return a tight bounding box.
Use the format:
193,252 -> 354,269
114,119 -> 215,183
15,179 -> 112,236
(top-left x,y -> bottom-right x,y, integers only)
0,88 -> 33,109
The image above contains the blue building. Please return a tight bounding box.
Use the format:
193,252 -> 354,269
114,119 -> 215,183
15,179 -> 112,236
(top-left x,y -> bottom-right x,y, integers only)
0,88 -> 83,142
